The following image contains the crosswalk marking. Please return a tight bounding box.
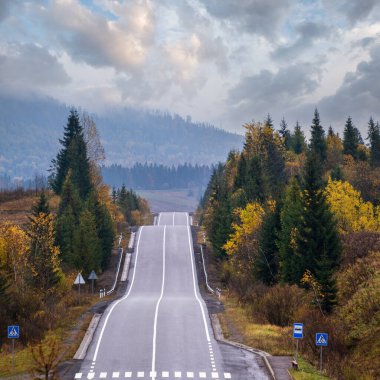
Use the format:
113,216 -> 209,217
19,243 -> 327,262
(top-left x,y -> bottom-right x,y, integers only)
74,371 -> 232,379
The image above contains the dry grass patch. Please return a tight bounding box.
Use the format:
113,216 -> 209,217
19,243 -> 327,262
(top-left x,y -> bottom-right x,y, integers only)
219,295 -> 293,355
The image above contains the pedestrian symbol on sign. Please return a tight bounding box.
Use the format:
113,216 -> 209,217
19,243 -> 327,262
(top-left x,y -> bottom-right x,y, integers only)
8,325 -> 20,339
316,332 -> 328,347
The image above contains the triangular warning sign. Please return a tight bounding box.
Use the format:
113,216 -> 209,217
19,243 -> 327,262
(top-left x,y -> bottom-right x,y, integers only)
9,327 -> 18,337
317,335 -> 326,344
74,273 -> 86,285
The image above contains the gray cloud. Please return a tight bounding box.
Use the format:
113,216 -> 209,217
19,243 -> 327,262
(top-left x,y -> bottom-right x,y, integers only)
318,43 -> 380,127
351,36 -> 377,49
198,0 -> 295,39
271,21 -> 330,61
0,0 -> 19,21
228,62 -> 321,125
35,0 -> 155,72
0,43 -> 70,92
323,0 -> 379,26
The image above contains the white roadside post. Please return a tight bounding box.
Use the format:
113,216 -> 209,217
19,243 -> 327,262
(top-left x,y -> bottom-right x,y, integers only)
74,273 -> 86,303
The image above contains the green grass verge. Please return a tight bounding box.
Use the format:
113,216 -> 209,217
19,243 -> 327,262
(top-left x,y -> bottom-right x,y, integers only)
290,357 -> 332,380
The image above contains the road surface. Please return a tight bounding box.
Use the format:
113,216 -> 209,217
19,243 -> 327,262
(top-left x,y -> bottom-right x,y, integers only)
74,212 -> 268,380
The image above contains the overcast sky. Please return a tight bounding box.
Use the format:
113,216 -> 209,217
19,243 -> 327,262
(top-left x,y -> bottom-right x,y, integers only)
1,0 -> 380,135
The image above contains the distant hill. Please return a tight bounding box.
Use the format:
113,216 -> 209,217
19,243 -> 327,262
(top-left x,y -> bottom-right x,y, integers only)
0,95 -> 243,179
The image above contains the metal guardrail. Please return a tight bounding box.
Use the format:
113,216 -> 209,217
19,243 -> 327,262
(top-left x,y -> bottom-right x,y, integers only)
200,244 -> 221,298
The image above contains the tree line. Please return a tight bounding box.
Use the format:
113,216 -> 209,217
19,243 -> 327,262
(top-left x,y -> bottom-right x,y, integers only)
102,163 -> 213,190
199,111 -> 380,377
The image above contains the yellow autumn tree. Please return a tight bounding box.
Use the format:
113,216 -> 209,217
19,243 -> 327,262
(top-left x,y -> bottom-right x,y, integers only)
223,202 -> 266,298
325,178 -> 380,233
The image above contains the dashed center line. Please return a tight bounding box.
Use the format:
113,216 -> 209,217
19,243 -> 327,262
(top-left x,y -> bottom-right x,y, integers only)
74,371 -> 232,379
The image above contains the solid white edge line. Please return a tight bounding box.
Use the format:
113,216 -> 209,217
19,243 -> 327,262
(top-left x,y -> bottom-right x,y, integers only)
186,223 -> 211,341
173,212 -> 175,225
151,226 -> 166,379
157,213 -> 161,226
92,227 -> 145,362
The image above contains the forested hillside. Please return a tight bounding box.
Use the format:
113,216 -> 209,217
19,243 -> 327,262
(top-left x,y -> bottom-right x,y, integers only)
0,95 -> 243,180
102,163 -> 212,190
199,111 -> 380,379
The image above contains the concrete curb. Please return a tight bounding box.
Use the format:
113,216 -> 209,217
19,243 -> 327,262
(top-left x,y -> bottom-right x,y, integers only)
210,314 -> 277,380
121,253 -> 132,282
74,313 -> 102,360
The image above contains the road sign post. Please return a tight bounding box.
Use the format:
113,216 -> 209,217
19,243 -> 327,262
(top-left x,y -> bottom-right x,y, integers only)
88,270 -> 98,294
8,326 -> 20,369
316,333 -> 328,376
293,323 -> 303,363
74,273 -> 86,303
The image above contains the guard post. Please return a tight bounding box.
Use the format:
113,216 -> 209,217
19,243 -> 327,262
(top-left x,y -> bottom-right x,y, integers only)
316,332 -> 328,376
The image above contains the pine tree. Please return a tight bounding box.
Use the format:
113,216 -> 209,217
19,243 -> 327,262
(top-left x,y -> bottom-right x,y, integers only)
343,116 -> 359,158
291,122 -> 306,154
234,154 -> 247,189
264,114 -> 274,128
309,109 -> 327,163
367,117 -> 380,167
297,152 -> 341,312
244,156 -> 265,202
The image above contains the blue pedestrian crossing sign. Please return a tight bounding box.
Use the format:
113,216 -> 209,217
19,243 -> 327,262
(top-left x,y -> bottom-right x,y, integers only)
316,332 -> 328,346
8,325 -> 20,339
293,323 -> 303,339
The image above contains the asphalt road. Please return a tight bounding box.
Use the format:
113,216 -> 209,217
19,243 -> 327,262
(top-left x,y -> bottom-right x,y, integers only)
75,212 -> 268,380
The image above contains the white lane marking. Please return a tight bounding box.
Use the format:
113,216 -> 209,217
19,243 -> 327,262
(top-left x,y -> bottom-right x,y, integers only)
87,374 -> 94,379
75,374 -> 82,379
112,372 -> 119,378
151,226 -> 166,379
92,227 -> 144,361
162,372 -> 169,378
174,372 -> 182,378
173,212 -> 175,225
158,213 -> 161,226
150,372 -> 157,377
137,373 -> 144,378
224,373 -> 232,379
187,372 -> 194,378
199,373 -> 206,378
124,373 -> 132,378
186,224 -> 211,342
99,373 -> 107,378
212,373 -> 219,379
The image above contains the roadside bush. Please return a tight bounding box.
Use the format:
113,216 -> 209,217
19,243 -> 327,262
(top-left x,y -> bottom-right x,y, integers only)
256,284 -> 305,327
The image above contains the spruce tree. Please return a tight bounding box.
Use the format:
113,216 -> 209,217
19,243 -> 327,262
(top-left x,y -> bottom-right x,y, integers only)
244,156 -> 265,202
309,109 -> 327,163
279,117 -> 291,150
256,204 -> 281,285
264,114 -> 273,128
50,109 -> 92,199
291,122 -> 306,154
297,152 -> 341,312
276,177 -> 303,283
234,154 -> 247,189
343,116 -> 359,158
367,117 -> 380,167
31,192 -> 50,217
56,171 -> 81,266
